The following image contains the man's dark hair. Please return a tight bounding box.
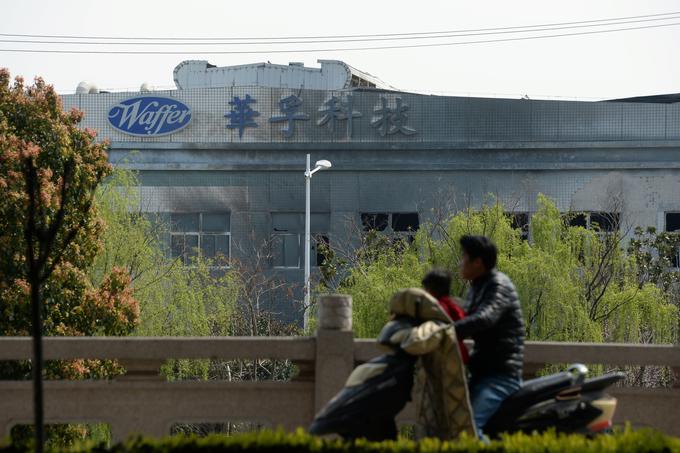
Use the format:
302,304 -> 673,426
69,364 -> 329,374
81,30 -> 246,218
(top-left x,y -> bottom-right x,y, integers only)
459,235 -> 498,270
421,268 -> 452,298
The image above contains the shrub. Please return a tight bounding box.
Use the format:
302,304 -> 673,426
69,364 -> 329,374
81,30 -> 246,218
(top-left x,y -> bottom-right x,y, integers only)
2,426 -> 679,453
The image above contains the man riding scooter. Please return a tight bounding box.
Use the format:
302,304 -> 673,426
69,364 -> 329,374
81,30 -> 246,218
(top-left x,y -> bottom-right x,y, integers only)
310,236 -> 623,440
454,235 -> 525,437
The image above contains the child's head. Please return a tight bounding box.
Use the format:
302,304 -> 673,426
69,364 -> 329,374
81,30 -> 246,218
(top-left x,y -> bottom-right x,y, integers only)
421,268 -> 452,299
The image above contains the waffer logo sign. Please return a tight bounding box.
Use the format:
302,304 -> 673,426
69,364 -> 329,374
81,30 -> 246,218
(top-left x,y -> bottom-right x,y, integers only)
108,96 -> 192,136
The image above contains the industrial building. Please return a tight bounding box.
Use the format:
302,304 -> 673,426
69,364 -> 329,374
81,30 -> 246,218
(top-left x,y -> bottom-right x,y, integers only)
61,59 -> 680,322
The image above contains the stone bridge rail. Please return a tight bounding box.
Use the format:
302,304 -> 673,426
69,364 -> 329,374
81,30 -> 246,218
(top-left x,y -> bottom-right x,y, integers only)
0,294 -> 679,441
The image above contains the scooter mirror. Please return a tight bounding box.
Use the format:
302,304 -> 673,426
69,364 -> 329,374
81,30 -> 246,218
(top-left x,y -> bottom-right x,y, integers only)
567,363 -> 588,385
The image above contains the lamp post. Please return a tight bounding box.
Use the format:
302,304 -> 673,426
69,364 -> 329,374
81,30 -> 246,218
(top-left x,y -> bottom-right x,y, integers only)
304,154 -> 332,330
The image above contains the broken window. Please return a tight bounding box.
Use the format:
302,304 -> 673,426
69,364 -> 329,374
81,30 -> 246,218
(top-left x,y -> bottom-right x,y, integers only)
313,234 -> 330,267
665,212 -> 680,267
170,212 -> 230,266
271,213 -> 330,268
361,213 -> 389,232
563,212 -> 619,233
565,213 -> 588,228
361,212 -> 419,233
590,212 -> 620,233
360,212 -> 420,246
507,212 -> 530,241
392,213 -> 420,232
665,213 -> 680,232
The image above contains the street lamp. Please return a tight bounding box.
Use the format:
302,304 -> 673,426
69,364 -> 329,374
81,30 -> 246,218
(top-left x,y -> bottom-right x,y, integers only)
304,154 -> 332,330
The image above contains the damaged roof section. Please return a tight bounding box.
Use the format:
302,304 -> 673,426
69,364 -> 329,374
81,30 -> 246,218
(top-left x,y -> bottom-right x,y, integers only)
172,59 -> 396,91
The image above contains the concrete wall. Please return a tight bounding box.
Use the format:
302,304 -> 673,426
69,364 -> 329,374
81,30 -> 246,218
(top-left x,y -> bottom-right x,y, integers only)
121,160 -> 680,322
1,296 -> 679,441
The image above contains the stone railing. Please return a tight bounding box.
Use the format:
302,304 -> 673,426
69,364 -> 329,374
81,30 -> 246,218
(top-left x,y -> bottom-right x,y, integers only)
0,294 -> 679,441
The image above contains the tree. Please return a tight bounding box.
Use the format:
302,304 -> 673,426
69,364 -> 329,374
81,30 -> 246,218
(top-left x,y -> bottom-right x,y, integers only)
0,71 -> 139,450
628,226 -> 680,295
321,194 -> 678,358
92,168 -> 299,437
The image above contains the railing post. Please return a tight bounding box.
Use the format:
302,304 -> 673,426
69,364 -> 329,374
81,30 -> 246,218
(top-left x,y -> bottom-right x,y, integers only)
314,294 -> 354,414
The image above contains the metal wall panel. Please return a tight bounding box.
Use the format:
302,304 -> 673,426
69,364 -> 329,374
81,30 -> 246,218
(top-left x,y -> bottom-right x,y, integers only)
64,87 -> 678,145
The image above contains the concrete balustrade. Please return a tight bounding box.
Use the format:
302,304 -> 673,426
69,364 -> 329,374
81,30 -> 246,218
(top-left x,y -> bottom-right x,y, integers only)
0,293 -> 679,441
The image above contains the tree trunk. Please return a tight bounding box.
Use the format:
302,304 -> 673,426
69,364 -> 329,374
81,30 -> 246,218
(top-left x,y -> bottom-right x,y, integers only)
30,275 -> 44,453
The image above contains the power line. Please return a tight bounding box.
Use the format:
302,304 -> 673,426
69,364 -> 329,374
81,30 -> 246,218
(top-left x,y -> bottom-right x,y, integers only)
0,21 -> 678,55
0,10 -> 679,42
3,14 -> 680,46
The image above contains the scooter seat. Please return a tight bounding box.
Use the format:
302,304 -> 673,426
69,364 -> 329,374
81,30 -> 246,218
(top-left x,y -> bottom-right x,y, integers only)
484,372 -> 576,435
496,372 -> 575,412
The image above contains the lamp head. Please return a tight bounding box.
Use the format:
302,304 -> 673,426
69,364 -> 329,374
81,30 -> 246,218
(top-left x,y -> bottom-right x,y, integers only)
314,159 -> 332,170
308,160 -> 332,177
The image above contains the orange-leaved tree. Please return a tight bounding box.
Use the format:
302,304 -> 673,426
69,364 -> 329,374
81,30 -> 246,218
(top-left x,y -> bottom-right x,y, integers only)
0,70 -> 139,449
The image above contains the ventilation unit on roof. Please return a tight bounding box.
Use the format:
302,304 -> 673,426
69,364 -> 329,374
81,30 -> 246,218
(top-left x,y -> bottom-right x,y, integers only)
76,81 -> 99,94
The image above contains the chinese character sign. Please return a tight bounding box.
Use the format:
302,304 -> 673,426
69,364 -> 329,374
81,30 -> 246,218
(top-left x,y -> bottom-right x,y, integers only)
223,92 -> 417,140
370,96 -> 416,137
269,95 -> 310,138
317,94 -> 362,138
225,94 -> 260,138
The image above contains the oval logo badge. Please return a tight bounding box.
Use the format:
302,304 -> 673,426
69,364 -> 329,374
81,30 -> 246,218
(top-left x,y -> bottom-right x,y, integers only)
108,96 -> 192,137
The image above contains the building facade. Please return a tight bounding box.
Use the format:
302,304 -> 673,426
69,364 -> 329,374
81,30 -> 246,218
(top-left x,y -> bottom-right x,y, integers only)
61,60 -> 680,322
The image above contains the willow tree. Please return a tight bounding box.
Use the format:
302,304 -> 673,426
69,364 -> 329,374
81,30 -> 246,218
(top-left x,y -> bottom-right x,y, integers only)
93,167 -> 298,384
324,194 -> 678,350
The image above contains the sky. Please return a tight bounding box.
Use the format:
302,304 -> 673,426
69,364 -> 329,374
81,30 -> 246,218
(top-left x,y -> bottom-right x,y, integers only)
1,0 -> 679,100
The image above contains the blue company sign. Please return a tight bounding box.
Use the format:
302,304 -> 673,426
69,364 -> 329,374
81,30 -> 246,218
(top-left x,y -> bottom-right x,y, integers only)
108,96 -> 192,136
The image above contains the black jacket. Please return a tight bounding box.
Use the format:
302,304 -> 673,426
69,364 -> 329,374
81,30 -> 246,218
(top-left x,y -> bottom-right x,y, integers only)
454,270 -> 525,379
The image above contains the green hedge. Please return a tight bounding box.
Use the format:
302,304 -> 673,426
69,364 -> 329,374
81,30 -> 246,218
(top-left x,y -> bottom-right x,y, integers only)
3,427 -> 680,453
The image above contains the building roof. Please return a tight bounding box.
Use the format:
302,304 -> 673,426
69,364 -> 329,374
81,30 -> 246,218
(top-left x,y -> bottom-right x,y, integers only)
172,59 -> 396,91
605,93 -> 680,104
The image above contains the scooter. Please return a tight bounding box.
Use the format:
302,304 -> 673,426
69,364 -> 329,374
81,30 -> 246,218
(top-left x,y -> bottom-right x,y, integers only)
308,317 -> 418,441
308,316 -> 624,441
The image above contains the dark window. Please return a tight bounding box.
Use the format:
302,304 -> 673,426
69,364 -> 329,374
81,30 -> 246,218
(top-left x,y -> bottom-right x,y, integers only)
171,233 -> 199,265
361,213 -> 389,232
202,213 -> 229,232
666,213 -> 680,232
590,212 -> 620,233
360,212 -> 420,233
672,250 -> 680,269
567,213 -> 588,228
392,213 -> 420,232
360,212 -> 420,249
185,234 -> 199,260
508,212 -> 530,240
272,234 -> 300,268
171,235 -> 185,261
665,213 -> 680,267
563,212 -> 619,233
271,213 -> 329,268
171,213 -> 199,232
170,213 -> 230,265
313,235 -> 330,266
200,234 -> 229,259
